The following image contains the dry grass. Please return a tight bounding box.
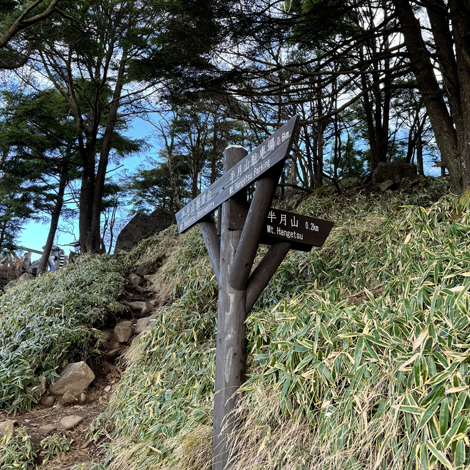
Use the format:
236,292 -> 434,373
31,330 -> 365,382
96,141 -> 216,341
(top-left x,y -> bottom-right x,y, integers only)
103,178 -> 470,470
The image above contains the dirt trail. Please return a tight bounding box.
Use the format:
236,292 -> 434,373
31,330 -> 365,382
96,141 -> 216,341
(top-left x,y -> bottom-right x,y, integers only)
0,273 -> 159,470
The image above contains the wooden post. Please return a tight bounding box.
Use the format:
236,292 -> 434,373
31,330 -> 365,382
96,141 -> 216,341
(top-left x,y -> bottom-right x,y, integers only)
199,215 -> 221,285
229,161 -> 285,291
212,145 -> 247,470
245,241 -> 292,312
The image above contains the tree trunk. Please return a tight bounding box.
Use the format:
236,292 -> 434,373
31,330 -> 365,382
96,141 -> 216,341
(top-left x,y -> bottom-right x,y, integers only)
37,166 -> 68,274
89,50 -> 128,253
79,145 -> 97,253
392,0 -> 470,192
417,133 -> 424,176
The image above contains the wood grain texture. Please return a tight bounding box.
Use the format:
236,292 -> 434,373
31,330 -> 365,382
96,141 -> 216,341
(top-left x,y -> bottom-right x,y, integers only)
245,242 -> 292,313
199,216 -> 221,284
212,146 -> 247,470
228,161 -> 284,291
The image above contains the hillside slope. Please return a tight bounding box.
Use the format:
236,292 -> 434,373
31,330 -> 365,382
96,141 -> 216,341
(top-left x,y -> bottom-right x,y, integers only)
3,177 -> 470,470
105,177 -> 470,470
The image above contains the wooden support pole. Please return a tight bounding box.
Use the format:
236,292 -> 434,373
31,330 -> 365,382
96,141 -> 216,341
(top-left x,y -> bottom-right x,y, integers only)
199,216 -> 221,285
229,161 -> 285,291
212,145 -> 247,470
245,241 -> 292,313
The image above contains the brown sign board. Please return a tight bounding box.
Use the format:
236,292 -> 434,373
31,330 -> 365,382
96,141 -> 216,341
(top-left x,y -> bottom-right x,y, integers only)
227,200 -> 334,251
175,115 -> 300,233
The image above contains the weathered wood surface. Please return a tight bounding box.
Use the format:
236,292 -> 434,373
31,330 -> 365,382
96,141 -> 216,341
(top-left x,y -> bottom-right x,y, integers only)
176,115 -> 299,233
198,215 -> 221,284
245,241 -> 292,312
227,200 -> 334,251
212,146 -> 247,470
229,161 -> 285,291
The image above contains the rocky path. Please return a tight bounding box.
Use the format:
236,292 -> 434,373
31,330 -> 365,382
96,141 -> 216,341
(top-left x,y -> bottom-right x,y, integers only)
0,272 -> 160,469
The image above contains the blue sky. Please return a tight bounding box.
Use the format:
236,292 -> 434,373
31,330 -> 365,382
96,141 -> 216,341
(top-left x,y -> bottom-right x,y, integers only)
19,117 -> 157,259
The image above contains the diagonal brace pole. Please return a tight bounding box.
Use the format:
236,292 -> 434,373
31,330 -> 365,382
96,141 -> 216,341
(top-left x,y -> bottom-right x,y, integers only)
229,161 -> 285,291
245,241 -> 292,313
199,215 -> 220,285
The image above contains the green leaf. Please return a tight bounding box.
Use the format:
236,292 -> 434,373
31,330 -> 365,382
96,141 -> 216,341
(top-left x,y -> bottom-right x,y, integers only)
364,339 -> 379,361
452,391 -> 467,420
354,337 -> 364,369
454,439 -> 465,469
439,399 -> 449,436
420,443 -> 429,470
281,376 -> 291,400
396,405 -> 424,415
426,442 -> 452,468
319,323 -> 331,343
443,415 -> 464,448
417,400 -> 442,430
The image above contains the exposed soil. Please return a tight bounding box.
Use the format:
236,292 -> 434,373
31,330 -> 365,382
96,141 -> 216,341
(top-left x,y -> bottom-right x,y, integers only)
0,271 -> 163,470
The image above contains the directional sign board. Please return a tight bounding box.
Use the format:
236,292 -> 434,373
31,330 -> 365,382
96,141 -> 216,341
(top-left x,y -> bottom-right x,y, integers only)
175,115 -> 300,233
227,200 -> 334,251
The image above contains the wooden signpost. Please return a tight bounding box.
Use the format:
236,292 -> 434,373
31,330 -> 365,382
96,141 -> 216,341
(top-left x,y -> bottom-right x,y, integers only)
227,200 -> 334,252
175,115 -> 334,470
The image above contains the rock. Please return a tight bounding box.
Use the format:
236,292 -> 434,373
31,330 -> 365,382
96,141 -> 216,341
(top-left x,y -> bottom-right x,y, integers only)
59,415 -> 85,431
115,208 -> 172,254
100,329 -> 113,342
128,273 -> 143,287
4,272 -> 35,293
62,390 -> 81,405
339,177 -> 359,188
105,346 -> 126,361
131,334 -> 141,348
39,396 -> 55,408
379,179 -> 395,191
31,376 -> 47,399
106,338 -> 121,351
113,321 -> 134,343
102,361 -> 116,375
134,317 -> 151,335
122,301 -> 153,316
0,420 -> 14,438
49,361 -> 95,396
79,393 -> 87,405
372,161 -> 417,184
38,423 -> 57,434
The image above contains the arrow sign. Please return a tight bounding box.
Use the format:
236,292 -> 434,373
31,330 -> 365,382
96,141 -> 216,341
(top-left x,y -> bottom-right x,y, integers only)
175,115 -> 300,233
227,200 -> 334,251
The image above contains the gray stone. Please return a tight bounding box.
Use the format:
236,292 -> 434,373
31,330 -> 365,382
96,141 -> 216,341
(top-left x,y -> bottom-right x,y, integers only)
100,329 -> 113,342
105,346 -> 126,361
38,423 -> 57,434
128,273 -> 143,287
131,334 -> 141,348
106,339 -> 121,351
39,396 -> 55,408
31,376 -> 46,399
113,321 -> 133,343
372,161 -> 417,184
379,179 -> 395,191
115,208 -> 172,254
59,415 -> 85,431
134,317 -> 151,335
49,361 -> 95,396
0,420 -> 14,438
122,300 -> 153,316
62,390 -> 80,405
